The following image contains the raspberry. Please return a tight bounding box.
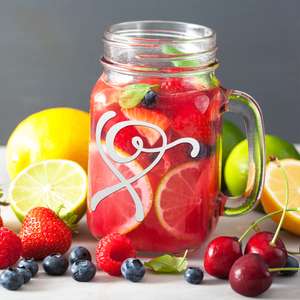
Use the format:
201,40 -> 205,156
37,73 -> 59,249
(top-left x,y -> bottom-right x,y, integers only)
159,78 -> 196,95
96,233 -> 136,276
0,227 -> 22,268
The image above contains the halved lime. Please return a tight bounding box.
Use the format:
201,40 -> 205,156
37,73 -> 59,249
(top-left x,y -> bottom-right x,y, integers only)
8,159 -> 88,223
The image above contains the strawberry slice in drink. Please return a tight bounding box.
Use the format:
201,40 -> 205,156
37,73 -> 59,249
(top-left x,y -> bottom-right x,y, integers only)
172,109 -> 216,146
121,106 -> 171,147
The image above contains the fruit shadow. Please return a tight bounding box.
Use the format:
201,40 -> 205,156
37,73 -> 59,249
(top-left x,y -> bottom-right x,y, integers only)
144,269 -> 228,286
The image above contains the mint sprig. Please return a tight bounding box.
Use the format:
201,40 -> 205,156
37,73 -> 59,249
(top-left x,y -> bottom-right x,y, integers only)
144,250 -> 188,272
119,83 -> 159,109
162,45 -> 200,68
162,45 -> 215,88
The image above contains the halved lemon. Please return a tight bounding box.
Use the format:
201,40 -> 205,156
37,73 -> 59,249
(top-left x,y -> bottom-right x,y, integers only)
8,159 -> 87,223
261,159 -> 300,236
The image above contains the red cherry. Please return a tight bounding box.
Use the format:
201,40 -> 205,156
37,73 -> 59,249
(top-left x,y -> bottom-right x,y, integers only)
244,231 -> 288,270
204,236 -> 243,279
229,253 -> 272,297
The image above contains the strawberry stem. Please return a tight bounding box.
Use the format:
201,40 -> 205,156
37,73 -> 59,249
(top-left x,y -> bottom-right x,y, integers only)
268,156 -> 289,246
55,204 -> 78,232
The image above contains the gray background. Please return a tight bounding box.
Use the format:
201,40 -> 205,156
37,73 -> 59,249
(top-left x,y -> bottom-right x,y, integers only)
1,0 -> 299,145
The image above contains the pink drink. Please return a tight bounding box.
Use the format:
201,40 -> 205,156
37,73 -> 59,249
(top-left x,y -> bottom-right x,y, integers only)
87,21 -> 265,256
87,75 -> 226,255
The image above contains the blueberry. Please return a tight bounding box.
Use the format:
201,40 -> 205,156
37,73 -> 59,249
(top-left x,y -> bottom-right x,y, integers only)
0,267 -> 24,290
184,267 -> 204,284
42,253 -> 69,276
233,236 -> 242,248
185,142 -> 216,160
70,259 -> 96,282
18,257 -> 39,277
17,266 -> 32,283
121,258 -> 145,282
141,90 -> 159,109
280,255 -> 299,276
69,246 -> 92,264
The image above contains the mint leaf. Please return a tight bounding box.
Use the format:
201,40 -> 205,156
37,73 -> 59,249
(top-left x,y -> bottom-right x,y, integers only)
144,250 -> 188,272
162,45 -> 200,68
119,84 -> 159,109
162,45 -> 216,88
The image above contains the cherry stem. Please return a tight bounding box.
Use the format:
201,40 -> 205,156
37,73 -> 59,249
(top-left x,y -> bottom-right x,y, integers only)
268,156 -> 289,246
238,207 -> 300,243
269,267 -> 300,272
287,251 -> 300,255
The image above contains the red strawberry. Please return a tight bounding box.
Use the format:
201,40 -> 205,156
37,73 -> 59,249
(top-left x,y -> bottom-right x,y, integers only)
0,227 -> 22,268
19,205 -> 77,260
96,232 -> 136,276
121,106 -> 171,146
172,109 -> 216,145
0,217 -> 2,228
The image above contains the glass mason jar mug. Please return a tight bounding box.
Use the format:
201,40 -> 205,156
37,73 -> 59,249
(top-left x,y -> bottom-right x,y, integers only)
87,21 -> 265,256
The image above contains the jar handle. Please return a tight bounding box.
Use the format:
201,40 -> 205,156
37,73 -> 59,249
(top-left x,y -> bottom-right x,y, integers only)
219,89 -> 266,216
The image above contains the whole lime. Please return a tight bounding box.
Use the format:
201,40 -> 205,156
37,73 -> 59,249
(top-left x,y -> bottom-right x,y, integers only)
221,120 -> 244,189
224,134 -> 300,197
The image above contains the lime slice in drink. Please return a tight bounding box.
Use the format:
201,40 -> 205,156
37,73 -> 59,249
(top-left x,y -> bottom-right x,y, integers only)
8,159 -> 88,223
155,162 -> 209,240
88,142 -> 153,235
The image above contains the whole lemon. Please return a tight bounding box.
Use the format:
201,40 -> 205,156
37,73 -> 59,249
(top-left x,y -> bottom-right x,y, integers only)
7,108 -> 89,179
224,134 -> 300,197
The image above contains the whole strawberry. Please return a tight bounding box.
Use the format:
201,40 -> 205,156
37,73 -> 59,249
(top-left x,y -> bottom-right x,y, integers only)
0,227 -> 22,268
0,216 -> 3,228
19,205 -> 77,260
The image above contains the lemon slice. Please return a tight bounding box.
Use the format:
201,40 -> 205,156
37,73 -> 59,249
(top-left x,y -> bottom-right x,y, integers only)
261,158 -> 300,236
8,159 -> 87,223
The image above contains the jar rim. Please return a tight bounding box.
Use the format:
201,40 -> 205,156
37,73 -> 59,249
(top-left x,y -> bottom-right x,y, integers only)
104,20 -> 216,44
102,21 -> 218,76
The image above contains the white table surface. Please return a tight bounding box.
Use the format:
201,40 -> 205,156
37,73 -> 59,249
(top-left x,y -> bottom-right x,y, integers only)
0,145 -> 299,300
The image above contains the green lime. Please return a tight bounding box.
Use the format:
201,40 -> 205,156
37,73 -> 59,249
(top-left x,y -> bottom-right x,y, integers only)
221,120 -> 244,190
8,159 -> 88,223
224,134 -> 300,197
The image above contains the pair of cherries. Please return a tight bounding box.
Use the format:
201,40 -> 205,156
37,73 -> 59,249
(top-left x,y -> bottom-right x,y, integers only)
204,231 -> 288,297
204,156 -> 299,297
